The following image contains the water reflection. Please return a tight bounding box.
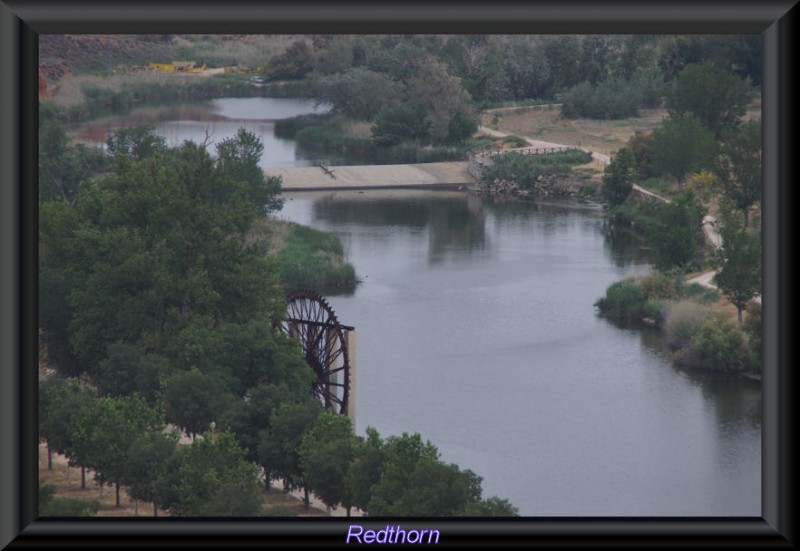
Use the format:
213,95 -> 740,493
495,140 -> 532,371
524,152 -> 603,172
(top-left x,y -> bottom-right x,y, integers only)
311,192 -> 488,265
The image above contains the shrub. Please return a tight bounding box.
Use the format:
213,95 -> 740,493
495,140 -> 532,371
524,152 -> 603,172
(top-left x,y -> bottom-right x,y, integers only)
638,270 -> 685,300
690,315 -> 749,372
663,300 -> 709,350
743,302 -> 762,372
642,299 -> 669,325
561,78 -> 643,120
594,278 -> 646,325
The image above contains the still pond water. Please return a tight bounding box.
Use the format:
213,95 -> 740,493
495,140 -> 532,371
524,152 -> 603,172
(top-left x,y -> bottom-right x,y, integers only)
79,98 -> 761,516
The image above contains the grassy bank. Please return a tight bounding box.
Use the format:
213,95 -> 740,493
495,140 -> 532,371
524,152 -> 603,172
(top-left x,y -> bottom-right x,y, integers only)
595,271 -> 761,375
249,217 -> 358,295
274,113 -> 468,166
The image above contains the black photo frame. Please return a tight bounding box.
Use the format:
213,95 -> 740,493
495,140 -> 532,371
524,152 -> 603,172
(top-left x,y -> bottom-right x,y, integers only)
1,1 -> 796,548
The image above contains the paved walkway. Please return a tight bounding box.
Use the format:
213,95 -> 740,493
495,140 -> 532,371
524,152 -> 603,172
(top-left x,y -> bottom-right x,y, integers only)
266,161 -> 472,191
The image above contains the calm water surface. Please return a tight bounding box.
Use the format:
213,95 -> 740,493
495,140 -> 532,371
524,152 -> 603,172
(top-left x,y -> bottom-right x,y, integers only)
277,190 -> 761,517
71,97 -> 329,168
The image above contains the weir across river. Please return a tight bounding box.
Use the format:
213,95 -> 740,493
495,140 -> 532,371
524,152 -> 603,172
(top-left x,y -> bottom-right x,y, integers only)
265,161 -> 473,191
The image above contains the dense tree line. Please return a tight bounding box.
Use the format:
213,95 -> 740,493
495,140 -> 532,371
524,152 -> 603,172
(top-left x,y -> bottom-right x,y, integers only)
38,126 -> 517,516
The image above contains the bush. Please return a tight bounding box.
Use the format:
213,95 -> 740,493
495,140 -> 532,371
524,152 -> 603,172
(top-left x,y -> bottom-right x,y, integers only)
594,278 -> 646,325
743,302 -> 762,372
483,150 -> 592,190
664,300 -> 709,350
561,78 -> 643,120
690,315 -> 749,372
638,270 -> 685,301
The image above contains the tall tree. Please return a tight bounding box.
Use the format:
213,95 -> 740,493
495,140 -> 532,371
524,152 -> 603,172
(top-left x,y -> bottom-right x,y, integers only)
651,115 -> 718,182
346,427 -> 386,514
647,190 -> 707,271
85,395 -> 163,507
123,430 -> 179,516
667,61 -> 750,139
601,148 -> 636,206
712,199 -> 761,324
171,431 -> 263,516
298,412 -> 357,513
714,120 -> 761,227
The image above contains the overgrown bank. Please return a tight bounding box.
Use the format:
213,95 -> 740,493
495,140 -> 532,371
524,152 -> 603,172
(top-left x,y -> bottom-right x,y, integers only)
595,271 -> 761,376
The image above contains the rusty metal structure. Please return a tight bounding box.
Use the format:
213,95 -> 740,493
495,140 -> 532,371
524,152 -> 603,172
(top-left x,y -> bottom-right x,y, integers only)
274,290 -> 352,416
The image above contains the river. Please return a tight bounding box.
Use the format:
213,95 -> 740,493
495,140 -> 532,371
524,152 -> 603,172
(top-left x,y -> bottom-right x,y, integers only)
276,190 -> 761,517
75,98 -> 761,517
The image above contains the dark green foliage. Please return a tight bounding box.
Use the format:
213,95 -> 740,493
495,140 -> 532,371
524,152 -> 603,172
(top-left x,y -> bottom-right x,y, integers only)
171,431 -> 264,516
257,400 -> 322,498
647,191 -> 706,271
164,369 -> 236,439
482,150 -> 592,190
743,302 -> 762,372
298,412 -> 357,511
265,40 -> 315,81
371,105 -> 432,147
366,432 -> 490,516
346,427 -> 387,513
215,128 -> 284,213
714,120 -> 761,226
594,278 -> 646,325
39,482 -> 100,517
84,394 -> 163,507
105,125 -> 168,160
461,496 -> 520,517
39,122 -> 108,204
313,68 -> 400,120
561,78 -> 643,120
95,343 -> 172,404
601,148 -> 636,206
123,430 -> 179,516
667,61 -> 751,139
626,131 -> 656,180
651,115 -> 718,182
712,199 -> 761,324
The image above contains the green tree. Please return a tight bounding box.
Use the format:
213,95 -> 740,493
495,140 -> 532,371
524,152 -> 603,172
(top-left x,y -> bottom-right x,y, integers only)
667,61 -> 750,139
105,125 -> 168,160
95,343 -> 172,404
314,68 -> 400,120
215,128 -> 283,213
39,122 -> 107,204
123,430 -> 179,516
171,431 -> 263,516
163,369 -> 235,440
85,394 -> 163,507
601,148 -> 636,206
651,115 -> 718,182
647,191 -> 706,271
265,40 -> 315,81
346,427 -> 386,514
298,412 -> 357,513
371,105 -> 431,147
714,120 -> 761,227
257,400 -> 322,507
43,381 -> 99,489
462,496 -> 519,516
712,199 -> 761,324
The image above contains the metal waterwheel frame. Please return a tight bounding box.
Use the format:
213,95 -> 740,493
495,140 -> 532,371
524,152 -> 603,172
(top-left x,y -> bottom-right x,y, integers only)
273,289 -> 352,415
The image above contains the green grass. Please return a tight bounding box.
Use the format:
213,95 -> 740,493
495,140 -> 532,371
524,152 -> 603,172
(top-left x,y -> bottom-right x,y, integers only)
276,223 -> 358,294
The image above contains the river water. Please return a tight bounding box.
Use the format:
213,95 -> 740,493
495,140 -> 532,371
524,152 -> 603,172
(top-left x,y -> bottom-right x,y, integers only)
76,98 -> 761,516
276,190 -> 761,517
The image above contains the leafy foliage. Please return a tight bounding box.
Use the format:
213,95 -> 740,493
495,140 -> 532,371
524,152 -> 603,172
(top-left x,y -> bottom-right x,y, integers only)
647,191 -> 706,271
713,120 -> 761,226
651,115 -> 718,182
483,150 -> 592,190
601,148 -> 636,206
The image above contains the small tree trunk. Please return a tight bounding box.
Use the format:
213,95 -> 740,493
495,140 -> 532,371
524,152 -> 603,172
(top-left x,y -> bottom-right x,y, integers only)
303,487 -> 310,510
153,501 -> 158,517
81,466 -> 86,489
346,506 -> 351,517
47,443 -> 52,470
737,304 -> 744,325
115,481 -> 121,508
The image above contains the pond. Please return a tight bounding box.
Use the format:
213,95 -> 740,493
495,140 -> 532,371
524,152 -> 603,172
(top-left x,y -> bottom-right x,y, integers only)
69,97 -> 330,168
276,189 -> 761,517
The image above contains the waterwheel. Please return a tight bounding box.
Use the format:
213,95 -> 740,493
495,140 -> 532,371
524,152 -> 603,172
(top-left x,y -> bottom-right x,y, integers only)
274,290 -> 352,415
